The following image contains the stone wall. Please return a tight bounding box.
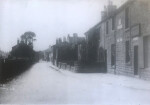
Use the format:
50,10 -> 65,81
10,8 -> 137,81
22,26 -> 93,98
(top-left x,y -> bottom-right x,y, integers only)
57,62 -> 79,72
106,31 -> 116,74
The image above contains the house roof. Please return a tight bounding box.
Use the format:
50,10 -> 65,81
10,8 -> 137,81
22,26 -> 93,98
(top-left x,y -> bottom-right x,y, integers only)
85,0 -> 135,35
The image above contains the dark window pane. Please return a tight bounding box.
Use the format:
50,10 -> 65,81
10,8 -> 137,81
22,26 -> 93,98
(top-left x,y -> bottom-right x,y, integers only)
126,41 -> 130,63
111,44 -> 115,66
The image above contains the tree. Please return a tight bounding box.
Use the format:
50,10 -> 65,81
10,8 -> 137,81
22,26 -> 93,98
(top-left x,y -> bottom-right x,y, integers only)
21,31 -> 36,46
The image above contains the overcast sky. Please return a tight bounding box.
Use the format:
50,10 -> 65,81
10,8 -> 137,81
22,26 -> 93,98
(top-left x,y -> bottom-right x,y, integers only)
0,0 -> 126,52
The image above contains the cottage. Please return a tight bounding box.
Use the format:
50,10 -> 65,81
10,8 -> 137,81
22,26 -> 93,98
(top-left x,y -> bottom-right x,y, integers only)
86,0 -> 150,79
103,0 -> 150,80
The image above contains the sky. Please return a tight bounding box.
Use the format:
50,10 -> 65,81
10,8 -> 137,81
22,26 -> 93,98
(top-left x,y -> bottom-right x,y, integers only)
0,0 -> 126,52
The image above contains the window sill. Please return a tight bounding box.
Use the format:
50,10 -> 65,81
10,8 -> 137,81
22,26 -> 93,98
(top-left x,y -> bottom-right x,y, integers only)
126,61 -> 131,66
125,28 -> 130,32
111,65 -> 115,69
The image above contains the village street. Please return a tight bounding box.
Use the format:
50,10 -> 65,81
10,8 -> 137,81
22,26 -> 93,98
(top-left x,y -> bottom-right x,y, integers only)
0,61 -> 150,105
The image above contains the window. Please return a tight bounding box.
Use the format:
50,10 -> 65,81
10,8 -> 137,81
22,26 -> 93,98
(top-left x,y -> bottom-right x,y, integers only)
112,17 -> 115,30
98,47 -> 104,62
99,27 -> 102,43
125,41 -> 130,63
111,44 -> 115,66
106,21 -> 109,34
144,36 -> 150,68
95,28 -> 100,40
99,27 -> 101,39
125,7 -> 129,29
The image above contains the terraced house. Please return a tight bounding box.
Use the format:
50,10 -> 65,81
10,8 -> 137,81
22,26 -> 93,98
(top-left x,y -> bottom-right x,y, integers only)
88,0 -> 150,80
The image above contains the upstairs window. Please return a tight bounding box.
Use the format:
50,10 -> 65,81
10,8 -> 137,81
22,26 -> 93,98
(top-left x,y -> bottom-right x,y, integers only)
112,17 -> 115,30
125,7 -> 129,29
144,36 -> 150,68
106,21 -> 109,34
99,27 -> 101,41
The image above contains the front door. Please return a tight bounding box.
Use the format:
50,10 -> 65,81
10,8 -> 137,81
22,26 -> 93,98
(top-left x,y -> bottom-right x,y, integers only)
134,46 -> 138,75
104,50 -> 107,72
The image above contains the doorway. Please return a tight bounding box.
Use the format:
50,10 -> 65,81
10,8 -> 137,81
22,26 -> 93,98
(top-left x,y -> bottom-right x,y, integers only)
104,50 -> 107,72
134,46 -> 138,75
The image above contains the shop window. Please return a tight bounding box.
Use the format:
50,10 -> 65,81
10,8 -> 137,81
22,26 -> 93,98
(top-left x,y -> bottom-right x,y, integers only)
112,17 -> 115,30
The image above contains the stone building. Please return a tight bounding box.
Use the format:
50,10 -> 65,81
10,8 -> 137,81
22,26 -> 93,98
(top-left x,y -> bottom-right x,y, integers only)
84,0 -> 116,71
67,33 -> 84,45
51,34 -> 85,68
86,0 -> 150,79
103,0 -> 150,79
50,45 -> 57,65
77,39 -> 86,63
84,23 -> 107,73
11,40 -> 35,59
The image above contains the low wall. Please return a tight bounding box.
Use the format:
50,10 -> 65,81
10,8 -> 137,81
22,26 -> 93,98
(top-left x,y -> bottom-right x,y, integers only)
140,68 -> 150,80
66,65 -> 71,70
58,62 -> 67,70
54,61 -> 106,73
56,62 -> 82,72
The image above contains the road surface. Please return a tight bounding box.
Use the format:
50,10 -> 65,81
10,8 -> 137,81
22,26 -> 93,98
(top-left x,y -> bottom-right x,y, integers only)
0,61 -> 150,104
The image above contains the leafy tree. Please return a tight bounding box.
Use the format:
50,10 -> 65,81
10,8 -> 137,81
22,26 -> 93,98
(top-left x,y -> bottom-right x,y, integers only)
21,31 -> 36,46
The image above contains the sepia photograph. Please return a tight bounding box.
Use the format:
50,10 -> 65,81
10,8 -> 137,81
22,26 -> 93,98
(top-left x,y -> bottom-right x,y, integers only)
0,0 -> 150,104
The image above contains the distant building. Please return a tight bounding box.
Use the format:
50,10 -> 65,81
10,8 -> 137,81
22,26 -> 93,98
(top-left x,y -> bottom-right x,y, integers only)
10,39 -> 35,59
77,40 -> 86,63
67,33 -> 84,45
0,50 -> 8,59
43,46 -> 52,61
56,38 -> 62,45
51,33 -> 85,67
63,36 -> 67,42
